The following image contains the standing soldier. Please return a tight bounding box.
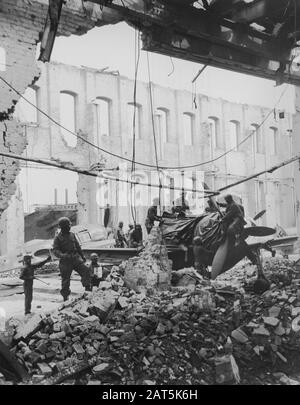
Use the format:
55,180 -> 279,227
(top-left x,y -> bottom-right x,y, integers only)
115,221 -> 128,248
145,198 -> 160,234
126,224 -> 134,241
19,254 -> 51,315
174,192 -> 190,218
53,217 -> 91,301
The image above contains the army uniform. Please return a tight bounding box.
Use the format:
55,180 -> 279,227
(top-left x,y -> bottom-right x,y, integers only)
53,231 -> 91,300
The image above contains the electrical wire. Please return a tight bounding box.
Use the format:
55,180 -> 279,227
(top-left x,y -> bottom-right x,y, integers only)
168,57 -> 175,77
4,149 -> 299,208
146,50 -> 164,268
129,29 -> 141,225
147,51 -> 163,213
0,151 -> 217,196
0,74 -> 157,169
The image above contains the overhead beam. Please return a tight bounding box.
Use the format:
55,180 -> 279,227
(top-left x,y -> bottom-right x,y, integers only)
86,0 -> 289,60
230,0 -> 290,23
85,0 -> 299,85
208,0 -> 246,16
39,0 -> 64,62
142,27 -> 300,86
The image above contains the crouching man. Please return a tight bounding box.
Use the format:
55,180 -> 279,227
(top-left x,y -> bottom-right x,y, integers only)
88,253 -> 110,289
53,217 -> 91,301
19,254 -> 51,315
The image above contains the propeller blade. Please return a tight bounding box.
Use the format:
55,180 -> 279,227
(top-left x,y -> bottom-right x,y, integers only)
211,237 -> 229,280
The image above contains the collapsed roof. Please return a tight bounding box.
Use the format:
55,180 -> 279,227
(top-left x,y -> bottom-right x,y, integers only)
59,0 -> 300,85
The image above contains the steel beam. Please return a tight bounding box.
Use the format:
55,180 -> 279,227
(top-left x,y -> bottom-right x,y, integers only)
86,0 -> 299,85
141,27 -> 300,86
230,0 -> 291,23
86,0 -> 288,60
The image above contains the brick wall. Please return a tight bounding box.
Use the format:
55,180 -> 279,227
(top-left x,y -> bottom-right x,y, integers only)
20,61 -> 297,238
0,0 -> 121,254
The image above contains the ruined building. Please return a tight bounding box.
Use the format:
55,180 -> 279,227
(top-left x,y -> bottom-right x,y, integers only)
0,0 -> 299,256
1,60 -> 296,255
0,0 -> 122,255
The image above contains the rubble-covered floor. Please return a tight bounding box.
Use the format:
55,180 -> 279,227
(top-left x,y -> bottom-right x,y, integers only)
1,250 -> 300,385
0,272 -> 84,318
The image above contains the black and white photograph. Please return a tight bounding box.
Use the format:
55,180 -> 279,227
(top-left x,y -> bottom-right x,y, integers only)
0,0 -> 300,390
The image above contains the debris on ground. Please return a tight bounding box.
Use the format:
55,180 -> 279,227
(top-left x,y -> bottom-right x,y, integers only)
2,228 -> 300,385
121,227 -> 172,294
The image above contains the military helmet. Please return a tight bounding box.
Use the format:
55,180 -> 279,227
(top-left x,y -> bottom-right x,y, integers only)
58,217 -> 71,228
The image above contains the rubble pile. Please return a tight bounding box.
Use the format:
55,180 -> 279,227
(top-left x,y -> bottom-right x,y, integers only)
122,227 -> 172,294
4,253 -> 300,385
7,288 -> 121,384
8,283 -> 224,385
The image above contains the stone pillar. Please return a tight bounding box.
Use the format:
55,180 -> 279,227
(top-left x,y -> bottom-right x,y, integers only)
293,87 -> 300,253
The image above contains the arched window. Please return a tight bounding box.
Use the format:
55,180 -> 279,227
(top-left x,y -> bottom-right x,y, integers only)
251,123 -> 264,154
169,177 -> 175,208
269,126 -> 278,155
228,120 -> 240,150
208,117 -> 221,148
183,112 -> 194,146
155,108 -> 169,144
255,180 -> 266,225
15,86 -> 38,124
60,91 -> 77,147
0,47 -> 6,72
95,98 -> 110,146
154,108 -> 169,159
127,102 -> 141,139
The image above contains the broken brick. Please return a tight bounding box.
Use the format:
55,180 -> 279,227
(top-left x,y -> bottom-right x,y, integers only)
262,317 -> 280,327
231,328 -> 249,344
252,325 -> 270,337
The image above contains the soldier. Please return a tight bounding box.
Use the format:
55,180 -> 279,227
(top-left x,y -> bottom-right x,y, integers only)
19,254 -> 51,315
221,194 -> 246,246
205,199 -> 218,213
115,221 -> 128,248
129,224 -> 143,247
87,253 -> 110,289
173,192 -> 190,218
53,217 -> 91,301
145,198 -> 160,234
126,224 -> 134,241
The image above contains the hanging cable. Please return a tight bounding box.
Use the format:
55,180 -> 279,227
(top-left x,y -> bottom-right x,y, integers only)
0,74 -> 157,169
129,29 -> 141,225
168,57 -> 175,77
147,51 -> 163,214
147,51 -> 164,267
0,151 -> 218,196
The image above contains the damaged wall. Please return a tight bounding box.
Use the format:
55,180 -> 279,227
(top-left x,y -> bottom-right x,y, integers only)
19,61 -> 296,238
0,0 -> 122,254
0,178 -> 24,255
293,87 -> 300,253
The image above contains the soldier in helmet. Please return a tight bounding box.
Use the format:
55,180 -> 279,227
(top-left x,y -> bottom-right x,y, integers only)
145,198 -> 160,235
53,217 -> 91,301
220,194 -> 247,246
